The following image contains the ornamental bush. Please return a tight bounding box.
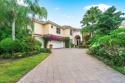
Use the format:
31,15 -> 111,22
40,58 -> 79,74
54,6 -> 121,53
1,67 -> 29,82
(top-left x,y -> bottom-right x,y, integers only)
22,52 -> 27,58
1,53 -> 11,59
0,38 -> 21,54
41,48 -> 52,53
88,45 -> 125,66
79,43 -> 89,48
88,28 -> 125,66
70,43 -> 74,48
0,36 -> 44,59
64,37 -> 70,48
21,36 -> 42,52
89,28 -> 125,48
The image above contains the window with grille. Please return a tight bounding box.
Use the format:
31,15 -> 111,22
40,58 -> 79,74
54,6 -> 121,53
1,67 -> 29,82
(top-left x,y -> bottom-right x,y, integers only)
56,28 -> 60,34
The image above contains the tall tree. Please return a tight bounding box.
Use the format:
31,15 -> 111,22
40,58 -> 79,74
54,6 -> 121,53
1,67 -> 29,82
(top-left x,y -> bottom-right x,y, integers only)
0,0 -> 47,40
81,6 -> 101,38
96,6 -> 125,34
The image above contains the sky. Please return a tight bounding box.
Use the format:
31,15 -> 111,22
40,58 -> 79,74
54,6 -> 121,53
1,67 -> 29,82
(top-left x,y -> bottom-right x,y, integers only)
38,0 -> 125,28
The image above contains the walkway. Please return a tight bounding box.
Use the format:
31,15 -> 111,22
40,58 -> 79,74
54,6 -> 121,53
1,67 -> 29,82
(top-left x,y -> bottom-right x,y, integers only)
17,48 -> 125,83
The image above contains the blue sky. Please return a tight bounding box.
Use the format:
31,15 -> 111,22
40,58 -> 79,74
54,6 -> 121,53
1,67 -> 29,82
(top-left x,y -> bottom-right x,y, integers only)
39,0 -> 125,28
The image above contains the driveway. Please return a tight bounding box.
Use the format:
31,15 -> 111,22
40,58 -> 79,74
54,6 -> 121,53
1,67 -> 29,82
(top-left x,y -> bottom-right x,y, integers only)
17,48 -> 125,83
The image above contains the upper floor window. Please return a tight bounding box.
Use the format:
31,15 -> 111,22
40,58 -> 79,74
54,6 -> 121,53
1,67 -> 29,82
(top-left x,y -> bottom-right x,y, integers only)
51,26 -> 53,28
56,28 -> 60,34
70,29 -> 73,35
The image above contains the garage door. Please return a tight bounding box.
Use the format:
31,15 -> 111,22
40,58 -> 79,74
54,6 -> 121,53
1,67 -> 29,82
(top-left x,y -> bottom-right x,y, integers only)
51,40 -> 64,48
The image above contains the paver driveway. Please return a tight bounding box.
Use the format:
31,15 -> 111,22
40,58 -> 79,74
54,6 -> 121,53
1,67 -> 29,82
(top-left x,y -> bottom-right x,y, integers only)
17,48 -> 125,83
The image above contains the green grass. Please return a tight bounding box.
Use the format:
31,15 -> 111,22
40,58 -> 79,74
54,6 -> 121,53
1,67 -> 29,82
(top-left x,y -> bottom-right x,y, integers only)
0,53 -> 49,83
112,66 -> 125,75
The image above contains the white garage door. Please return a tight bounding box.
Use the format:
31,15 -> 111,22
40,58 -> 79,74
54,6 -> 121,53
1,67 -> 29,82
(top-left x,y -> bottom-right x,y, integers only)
51,40 -> 64,48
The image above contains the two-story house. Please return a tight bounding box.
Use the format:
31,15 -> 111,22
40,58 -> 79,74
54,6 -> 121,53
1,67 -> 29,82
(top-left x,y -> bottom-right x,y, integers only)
33,20 -> 82,48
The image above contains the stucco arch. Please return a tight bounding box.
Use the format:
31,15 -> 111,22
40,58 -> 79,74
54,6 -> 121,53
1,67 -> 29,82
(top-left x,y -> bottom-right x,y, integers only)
74,35 -> 81,47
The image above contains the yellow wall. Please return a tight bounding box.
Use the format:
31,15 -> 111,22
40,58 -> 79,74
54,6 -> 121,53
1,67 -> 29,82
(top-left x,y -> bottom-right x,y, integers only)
34,22 -> 50,35
48,24 -> 64,37
64,29 -> 73,39
43,24 -> 49,34
34,22 -> 44,34
63,28 -> 70,37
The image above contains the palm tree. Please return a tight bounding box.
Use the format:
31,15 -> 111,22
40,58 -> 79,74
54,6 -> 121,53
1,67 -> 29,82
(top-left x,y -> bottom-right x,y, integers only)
29,0 -> 47,21
29,0 -> 47,37
0,0 -> 47,40
0,0 -> 10,27
81,6 -> 101,37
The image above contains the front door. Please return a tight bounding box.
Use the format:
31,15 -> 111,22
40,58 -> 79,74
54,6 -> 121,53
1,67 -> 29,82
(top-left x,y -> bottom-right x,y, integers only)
76,39 -> 80,46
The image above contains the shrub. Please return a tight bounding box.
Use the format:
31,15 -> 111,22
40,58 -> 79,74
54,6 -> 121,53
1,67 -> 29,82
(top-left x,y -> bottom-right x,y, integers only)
21,36 -> 42,52
34,46 -> 41,54
83,35 -> 91,45
27,52 -> 35,56
13,53 -> 20,59
88,46 -> 99,55
0,38 -> 21,54
70,43 -> 74,48
22,52 -> 27,58
79,42 -> 89,48
41,48 -> 51,53
88,35 -> 102,46
89,28 -> 125,48
88,45 -> 125,66
79,44 -> 89,48
36,40 -> 42,47
64,37 -> 70,48
1,53 -> 11,59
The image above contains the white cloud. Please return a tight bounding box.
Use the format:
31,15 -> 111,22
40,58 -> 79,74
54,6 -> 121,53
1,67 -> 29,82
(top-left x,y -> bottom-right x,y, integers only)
121,12 -> 125,17
54,7 -> 60,10
17,0 -> 27,6
84,4 -> 111,12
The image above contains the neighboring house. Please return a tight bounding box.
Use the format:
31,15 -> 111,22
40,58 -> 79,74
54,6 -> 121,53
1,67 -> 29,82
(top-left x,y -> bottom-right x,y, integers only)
33,20 -> 82,48
119,21 -> 125,28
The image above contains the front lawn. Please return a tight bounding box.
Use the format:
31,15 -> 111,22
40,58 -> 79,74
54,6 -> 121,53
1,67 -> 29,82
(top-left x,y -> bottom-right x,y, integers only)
0,53 -> 49,83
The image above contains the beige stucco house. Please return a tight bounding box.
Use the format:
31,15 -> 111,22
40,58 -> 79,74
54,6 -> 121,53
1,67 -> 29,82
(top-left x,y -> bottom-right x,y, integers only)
33,20 -> 82,48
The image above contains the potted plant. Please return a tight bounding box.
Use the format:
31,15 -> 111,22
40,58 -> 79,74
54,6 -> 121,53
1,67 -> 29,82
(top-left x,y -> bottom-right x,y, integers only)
49,44 -> 53,49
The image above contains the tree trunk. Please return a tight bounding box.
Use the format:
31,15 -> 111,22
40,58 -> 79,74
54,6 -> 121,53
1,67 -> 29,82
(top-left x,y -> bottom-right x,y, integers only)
12,17 -> 15,40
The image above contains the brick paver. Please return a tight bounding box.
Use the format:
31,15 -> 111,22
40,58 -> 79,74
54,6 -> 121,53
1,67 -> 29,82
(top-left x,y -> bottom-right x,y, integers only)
17,48 -> 125,83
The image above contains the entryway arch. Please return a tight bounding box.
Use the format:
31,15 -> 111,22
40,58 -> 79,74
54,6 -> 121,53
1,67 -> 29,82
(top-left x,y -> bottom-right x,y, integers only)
75,35 -> 81,46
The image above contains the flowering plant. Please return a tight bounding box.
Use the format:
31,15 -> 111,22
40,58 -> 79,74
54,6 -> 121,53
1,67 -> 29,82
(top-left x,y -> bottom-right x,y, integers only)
43,35 -> 64,41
